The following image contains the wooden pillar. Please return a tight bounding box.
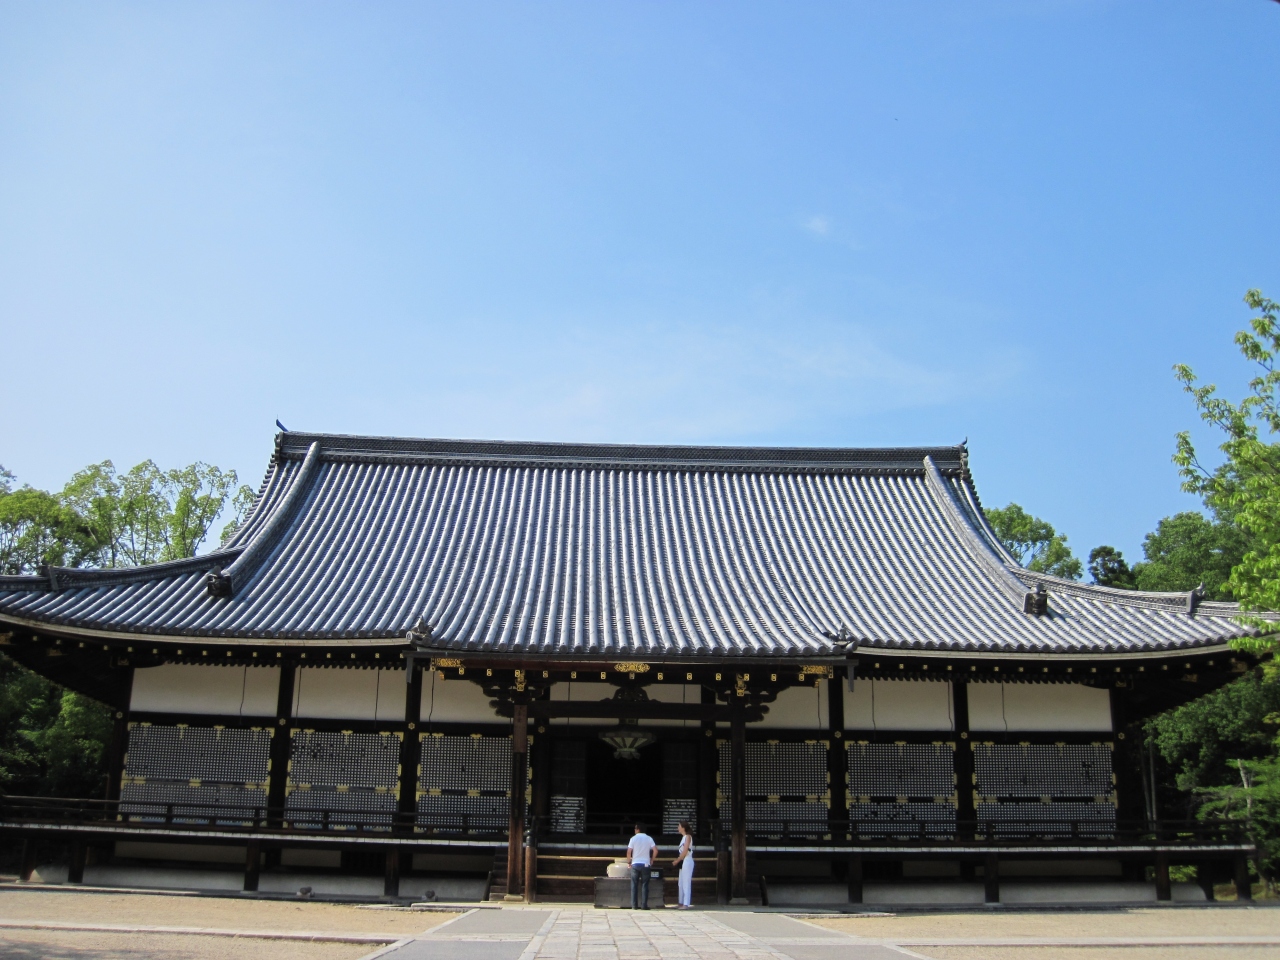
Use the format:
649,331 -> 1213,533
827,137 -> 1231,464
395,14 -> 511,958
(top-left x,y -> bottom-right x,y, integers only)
244,840 -> 261,892
104,711 -> 130,805
1155,852 -> 1172,901
827,669 -> 848,845
266,662 -> 296,829
729,713 -> 747,903
983,853 -> 999,904
698,687 -> 717,843
951,681 -> 975,839
67,841 -> 86,884
398,661 -> 424,835
847,853 -> 863,904
506,704 -> 528,900
525,722 -> 549,903
19,840 -> 37,883
1235,853 -> 1253,901
384,847 -> 400,898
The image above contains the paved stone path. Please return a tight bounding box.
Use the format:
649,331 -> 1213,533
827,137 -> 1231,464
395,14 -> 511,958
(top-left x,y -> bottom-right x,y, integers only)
372,909 -> 920,960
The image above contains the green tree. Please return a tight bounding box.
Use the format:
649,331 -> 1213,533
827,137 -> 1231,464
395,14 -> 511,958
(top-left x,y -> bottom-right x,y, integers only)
1088,545 -> 1137,588
1147,672 -> 1280,793
0,456 -> 251,798
1132,511 -> 1248,600
984,502 -> 1082,579
0,486 -> 96,575
1174,290 -> 1280,653
61,460 -> 252,566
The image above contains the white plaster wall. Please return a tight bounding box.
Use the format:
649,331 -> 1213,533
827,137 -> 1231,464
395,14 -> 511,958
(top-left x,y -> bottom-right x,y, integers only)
421,672 -> 501,723
547,681 -> 615,726
759,682 -> 829,729
967,682 -> 1112,732
642,682 -> 702,728
843,680 -> 954,731
293,668 -> 403,720
130,664 -> 279,716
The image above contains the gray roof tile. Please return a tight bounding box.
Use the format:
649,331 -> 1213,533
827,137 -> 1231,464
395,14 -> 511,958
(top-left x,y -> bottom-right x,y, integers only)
0,432 -> 1263,657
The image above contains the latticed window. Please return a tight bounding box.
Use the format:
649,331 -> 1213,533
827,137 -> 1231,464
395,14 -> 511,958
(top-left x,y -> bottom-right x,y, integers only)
285,729 -> 400,830
120,723 -> 272,826
718,740 -> 829,835
846,741 -> 956,839
417,733 -> 511,833
973,742 -> 1115,837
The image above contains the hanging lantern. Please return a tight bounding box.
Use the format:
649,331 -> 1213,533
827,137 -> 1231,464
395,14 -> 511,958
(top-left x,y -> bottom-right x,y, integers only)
599,718 -> 657,760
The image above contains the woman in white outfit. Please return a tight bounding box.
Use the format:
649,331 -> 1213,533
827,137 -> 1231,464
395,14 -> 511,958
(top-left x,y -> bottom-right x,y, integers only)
672,821 -> 694,908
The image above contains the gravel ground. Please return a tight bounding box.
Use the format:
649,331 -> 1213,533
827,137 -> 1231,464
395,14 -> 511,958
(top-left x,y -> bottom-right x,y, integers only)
808,906 -> 1280,940
0,888 -> 457,935
0,929 -> 373,960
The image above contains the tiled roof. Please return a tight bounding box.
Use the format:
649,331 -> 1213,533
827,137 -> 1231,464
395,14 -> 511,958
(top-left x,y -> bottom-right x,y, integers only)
0,432 -> 1261,657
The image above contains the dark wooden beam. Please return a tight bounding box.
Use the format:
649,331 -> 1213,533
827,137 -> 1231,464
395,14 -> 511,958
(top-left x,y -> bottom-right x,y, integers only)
522,701 -> 763,722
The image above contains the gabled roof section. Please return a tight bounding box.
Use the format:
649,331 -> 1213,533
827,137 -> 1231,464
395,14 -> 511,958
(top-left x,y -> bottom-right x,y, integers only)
0,431 -> 1266,657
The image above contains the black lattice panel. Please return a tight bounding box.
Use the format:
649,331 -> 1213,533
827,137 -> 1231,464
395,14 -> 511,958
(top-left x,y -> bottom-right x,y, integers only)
551,796 -> 586,833
419,734 -> 511,792
120,724 -> 271,824
663,798 -> 698,836
742,801 -> 829,833
976,801 -> 1116,837
718,741 -> 828,797
974,743 -> 1113,798
847,742 -> 955,799
119,781 -> 267,824
286,786 -> 397,829
124,724 -> 271,785
288,730 -> 401,791
848,801 -> 956,839
417,793 -> 510,832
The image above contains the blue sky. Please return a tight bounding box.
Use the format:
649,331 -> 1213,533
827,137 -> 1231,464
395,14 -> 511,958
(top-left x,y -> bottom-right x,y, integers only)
2,1 -> 1278,567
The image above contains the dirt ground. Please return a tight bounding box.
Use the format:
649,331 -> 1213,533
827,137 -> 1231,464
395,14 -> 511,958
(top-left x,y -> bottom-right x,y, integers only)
0,929 -> 374,960
0,888 -> 460,960
0,888 -> 457,935
809,906 -> 1280,941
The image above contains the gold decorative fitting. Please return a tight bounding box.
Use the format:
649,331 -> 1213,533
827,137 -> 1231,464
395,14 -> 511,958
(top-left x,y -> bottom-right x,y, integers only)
686,672 -> 693,681
656,672 -> 663,680
614,662 -> 650,673
514,669 -> 527,692
734,674 -> 747,697
571,671 -> 577,678
800,665 -> 832,678
433,658 -> 463,669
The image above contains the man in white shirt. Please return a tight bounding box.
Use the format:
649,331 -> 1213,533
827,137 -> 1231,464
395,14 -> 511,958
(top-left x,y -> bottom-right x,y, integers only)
626,823 -> 657,909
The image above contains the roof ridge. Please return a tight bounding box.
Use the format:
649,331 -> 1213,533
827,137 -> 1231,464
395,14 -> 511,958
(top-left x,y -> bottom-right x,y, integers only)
922,456 -> 1030,607
274,431 -> 968,472
1011,569 -> 1279,618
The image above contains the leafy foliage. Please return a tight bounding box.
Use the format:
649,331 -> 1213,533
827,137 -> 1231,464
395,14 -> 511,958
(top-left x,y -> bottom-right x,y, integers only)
0,484 -> 97,575
0,457 -> 253,798
1174,290 -> 1280,648
1088,545 -> 1136,588
1196,756 -> 1280,884
1135,512 -> 1249,600
1147,672 -> 1280,792
984,502 -> 1082,579
0,654 -> 112,797
61,460 -> 251,566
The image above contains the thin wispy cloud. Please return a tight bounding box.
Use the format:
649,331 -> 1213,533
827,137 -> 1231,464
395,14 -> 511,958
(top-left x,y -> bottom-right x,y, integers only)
803,215 -> 831,237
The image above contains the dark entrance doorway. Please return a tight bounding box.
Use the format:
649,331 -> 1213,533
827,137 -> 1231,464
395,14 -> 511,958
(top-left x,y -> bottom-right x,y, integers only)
585,737 -> 662,833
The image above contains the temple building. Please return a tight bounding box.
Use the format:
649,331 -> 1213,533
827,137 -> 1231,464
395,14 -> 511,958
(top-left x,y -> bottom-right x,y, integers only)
0,431 -> 1263,904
